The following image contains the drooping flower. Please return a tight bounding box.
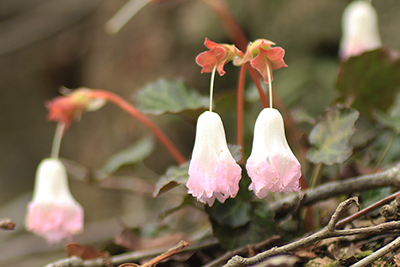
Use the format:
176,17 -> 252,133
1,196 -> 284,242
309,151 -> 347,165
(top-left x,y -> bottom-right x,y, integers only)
46,88 -> 105,131
187,111 -> 242,206
339,1 -> 381,60
25,158 -> 84,244
196,38 -> 242,76
246,108 -> 301,199
233,39 -> 287,84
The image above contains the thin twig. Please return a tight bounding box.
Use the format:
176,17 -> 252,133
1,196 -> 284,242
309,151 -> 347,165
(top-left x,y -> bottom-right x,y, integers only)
44,238 -> 218,267
350,236 -> 400,267
336,190 -> 400,229
0,218 -> 15,230
222,197 -> 400,267
203,236 -> 281,267
118,240 -> 190,267
271,164 -> 400,217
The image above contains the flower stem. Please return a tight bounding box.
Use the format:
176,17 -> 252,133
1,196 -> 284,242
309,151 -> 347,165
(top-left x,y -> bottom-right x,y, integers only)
105,0 -> 151,34
209,66 -> 217,112
200,0 -> 269,108
310,162 -> 322,189
91,90 -> 186,165
50,123 -> 65,159
266,61 -> 273,108
236,65 -> 247,162
374,130 -> 397,172
199,0 -> 248,51
246,63 -> 268,108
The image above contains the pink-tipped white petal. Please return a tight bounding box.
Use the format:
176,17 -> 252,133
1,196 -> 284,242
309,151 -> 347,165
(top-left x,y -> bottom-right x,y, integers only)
246,108 -> 301,198
187,111 -> 242,206
340,1 -> 381,60
25,158 -> 84,243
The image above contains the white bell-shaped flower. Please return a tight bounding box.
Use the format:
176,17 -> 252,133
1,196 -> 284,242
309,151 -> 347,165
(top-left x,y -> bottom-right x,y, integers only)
25,158 -> 83,243
246,108 -> 301,199
187,111 -> 242,206
339,1 -> 382,60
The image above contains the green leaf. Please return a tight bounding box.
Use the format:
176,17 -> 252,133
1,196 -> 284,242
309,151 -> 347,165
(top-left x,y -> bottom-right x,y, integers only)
361,187 -> 392,209
96,137 -> 155,180
207,199 -> 251,228
208,199 -> 276,250
375,93 -> 400,134
307,105 -> 359,165
153,162 -> 189,197
336,48 -> 400,115
135,79 -> 209,115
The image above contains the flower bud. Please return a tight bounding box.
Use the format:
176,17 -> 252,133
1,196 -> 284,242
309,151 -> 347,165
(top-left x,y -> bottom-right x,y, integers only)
339,1 -> 382,60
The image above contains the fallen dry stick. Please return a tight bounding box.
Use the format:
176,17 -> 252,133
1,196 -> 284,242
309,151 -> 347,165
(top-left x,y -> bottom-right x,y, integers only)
118,240 -> 190,267
222,197 -> 400,267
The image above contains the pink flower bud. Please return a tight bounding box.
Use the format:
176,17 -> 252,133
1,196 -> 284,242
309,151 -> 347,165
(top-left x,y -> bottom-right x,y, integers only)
246,108 -> 301,199
187,111 -> 242,206
25,159 -> 84,244
339,1 -> 381,60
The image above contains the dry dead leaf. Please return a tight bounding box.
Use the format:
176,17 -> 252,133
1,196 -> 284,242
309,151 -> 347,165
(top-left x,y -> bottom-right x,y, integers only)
114,226 -> 188,252
393,254 -> 400,266
114,228 -> 141,251
65,243 -> 109,260
307,256 -> 334,266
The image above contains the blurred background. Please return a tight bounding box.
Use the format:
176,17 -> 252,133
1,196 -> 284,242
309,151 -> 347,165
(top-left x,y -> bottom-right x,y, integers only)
0,0 -> 399,266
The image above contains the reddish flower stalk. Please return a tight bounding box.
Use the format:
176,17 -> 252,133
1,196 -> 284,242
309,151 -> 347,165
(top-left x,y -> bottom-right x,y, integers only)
199,0 -> 248,51
90,90 -> 186,165
236,65 -> 246,162
246,63 -> 269,108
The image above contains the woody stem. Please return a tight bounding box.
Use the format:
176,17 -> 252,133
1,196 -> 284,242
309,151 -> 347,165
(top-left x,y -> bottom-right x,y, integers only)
91,90 -> 186,165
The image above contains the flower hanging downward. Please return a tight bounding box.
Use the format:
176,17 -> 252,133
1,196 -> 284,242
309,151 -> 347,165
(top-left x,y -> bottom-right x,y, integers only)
234,39 -> 287,84
187,111 -> 242,206
339,1 -> 381,60
46,88 -> 105,131
25,159 -> 84,243
196,38 -> 242,76
246,108 -> 301,199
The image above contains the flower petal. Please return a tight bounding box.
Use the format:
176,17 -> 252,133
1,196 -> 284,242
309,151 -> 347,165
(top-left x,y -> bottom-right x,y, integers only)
187,111 -> 242,206
25,159 -> 84,243
246,108 -> 301,198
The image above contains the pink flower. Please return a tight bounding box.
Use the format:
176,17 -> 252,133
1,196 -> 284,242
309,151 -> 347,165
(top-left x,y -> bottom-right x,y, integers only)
246,108 -> 301,199
46,88 -> 105,131
339,1 -> 381,60
233,39 -> 287,84
187,111 -> 242,206
196,38 -> 242,76
25,158 -> 84,244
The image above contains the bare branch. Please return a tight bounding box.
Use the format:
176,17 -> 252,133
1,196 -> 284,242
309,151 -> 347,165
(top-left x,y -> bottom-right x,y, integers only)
350,236 -> 400,267
45,238 -> 218,267
222,197 -> 400,267
271,164 -> 400,216
203,236 -> 281,267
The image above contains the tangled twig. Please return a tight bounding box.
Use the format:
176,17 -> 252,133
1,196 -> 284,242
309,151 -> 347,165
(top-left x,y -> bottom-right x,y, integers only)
222,197 -> 400,267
